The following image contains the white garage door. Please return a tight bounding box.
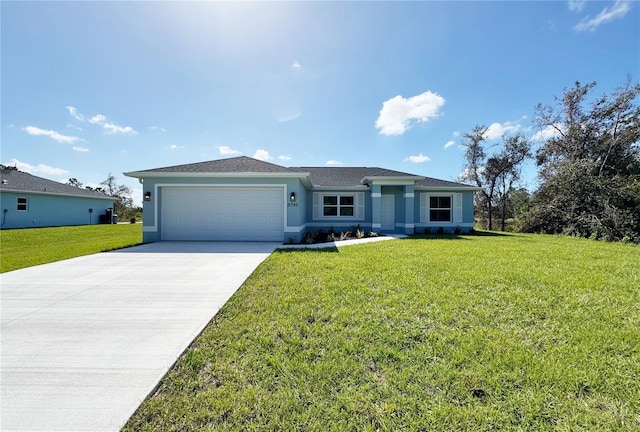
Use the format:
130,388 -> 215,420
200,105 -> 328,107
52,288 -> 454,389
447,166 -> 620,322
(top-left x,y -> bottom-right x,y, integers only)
161,186 -> 284,241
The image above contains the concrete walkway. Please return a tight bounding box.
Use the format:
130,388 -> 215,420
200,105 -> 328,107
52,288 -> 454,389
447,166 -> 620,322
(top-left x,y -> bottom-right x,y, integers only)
1,242 -> 279,432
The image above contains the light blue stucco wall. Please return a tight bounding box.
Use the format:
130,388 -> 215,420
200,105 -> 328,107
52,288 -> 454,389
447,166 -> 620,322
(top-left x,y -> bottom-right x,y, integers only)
136,175 -> 478,242
412,190 -> 476,233
0,191 -> 114,229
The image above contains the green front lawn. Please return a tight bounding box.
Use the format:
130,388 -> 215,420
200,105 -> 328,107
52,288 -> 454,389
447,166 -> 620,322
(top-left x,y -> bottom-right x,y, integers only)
124,233 -> 640,431
0,224 -> 142,273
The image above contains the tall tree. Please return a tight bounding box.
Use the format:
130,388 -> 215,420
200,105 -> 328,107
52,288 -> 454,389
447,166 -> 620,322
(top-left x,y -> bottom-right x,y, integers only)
66,178 -> 84,188
460,126 -> 531,230
525,79 -> 640,241
100,173 -> 133,217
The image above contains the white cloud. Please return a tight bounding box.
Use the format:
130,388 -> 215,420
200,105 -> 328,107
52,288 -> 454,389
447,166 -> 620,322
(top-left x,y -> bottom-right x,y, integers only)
72,146 -> 89,152
568,0 -> 586,13
88,114 -> 107,125
278,155 -> 291,161
22,126 -> 79,143
170,144 -> 185,150
404,153 -> 431,163
102,122 -> 137,135
292,61 -> 301,70
67,123 -> 83,131
5,158 -> 68,176
149,126 -> 166,132
531,123 -> 565,141
452,131 -> 460,137
375,90 -> 445,136
68,108 -> 137,135
326,160 -> 343,166
574,1 -> 631,32
277,112 -> 301,122
253,149 -> 271,161
483,121 -> 521,140
219,145 -> 242,156
444,140 -> 456,149
66,106 -> 85,121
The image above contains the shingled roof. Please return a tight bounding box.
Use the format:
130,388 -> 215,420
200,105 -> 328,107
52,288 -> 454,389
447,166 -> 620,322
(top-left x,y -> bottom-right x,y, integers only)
0,169 -> 114,200
127,156 -> 302,175
124,156 -> 478,189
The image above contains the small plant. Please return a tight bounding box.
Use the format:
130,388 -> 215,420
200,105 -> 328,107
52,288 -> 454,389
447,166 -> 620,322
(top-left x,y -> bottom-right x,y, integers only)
303,232 -> 316,244
453,226 -> 461,235
130,217 -> 136,224
437,226 -> 444,234
287,237 -> 296,244
368,231 -> 378,237
356,229 -> 365,239
326,233 -> 336,242
339,231 -> 351,241
423,227 -> 431,234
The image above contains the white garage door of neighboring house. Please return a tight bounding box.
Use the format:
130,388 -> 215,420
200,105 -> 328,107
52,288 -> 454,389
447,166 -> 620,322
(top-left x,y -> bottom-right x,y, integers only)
161,186 -> 284,241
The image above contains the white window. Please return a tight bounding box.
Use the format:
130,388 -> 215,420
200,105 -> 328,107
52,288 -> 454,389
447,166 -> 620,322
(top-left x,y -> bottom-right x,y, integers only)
429,196 -> 451,222
420,193 -> 463,223
17,197 -> 28,211
313,192 -> 364,220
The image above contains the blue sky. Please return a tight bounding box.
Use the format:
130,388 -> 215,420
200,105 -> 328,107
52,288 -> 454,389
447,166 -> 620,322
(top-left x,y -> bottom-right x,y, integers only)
2,1 -> 638,204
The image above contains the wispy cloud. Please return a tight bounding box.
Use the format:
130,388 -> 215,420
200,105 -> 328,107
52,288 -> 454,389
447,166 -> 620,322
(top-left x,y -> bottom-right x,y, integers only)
444,140 -> 455,149
253,149 -> 272,161
568,0 -> 586,13
574,1 -> 631,32
72,146 -> 89,152
277,113 -> 301,123
404,153 -> 431,163
67,107 -> 137,135
375,90 -> 445,136
292,61 -> 301,70
219,145 -> 242,156
278,155 -> 291,161
22,126 -> 79,143
483,121 -> 521,140
66,106 -> 85,121
149,126 -> 166,132
5,158 -> 69,176
326,160 -> 343,166
170,144 -> 185,150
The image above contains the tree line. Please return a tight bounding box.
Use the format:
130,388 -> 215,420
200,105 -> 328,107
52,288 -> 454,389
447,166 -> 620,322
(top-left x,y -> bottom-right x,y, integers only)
66,173 -> 142,222
461,78 -> 640,243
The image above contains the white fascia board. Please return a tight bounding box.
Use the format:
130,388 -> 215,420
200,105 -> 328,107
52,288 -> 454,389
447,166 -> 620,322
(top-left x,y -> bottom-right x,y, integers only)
416,186 -> 483,192
124,171 -> 311,180
0,190 -> 115,201
311,185 -> 369,191
362,176 -> 424,185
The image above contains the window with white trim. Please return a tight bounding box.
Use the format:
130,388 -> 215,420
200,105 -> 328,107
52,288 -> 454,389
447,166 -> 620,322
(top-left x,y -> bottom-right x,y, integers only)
429,196 -> 451,222
313,192 -> 364,220
17,197 -> 28,211
323,195 -> 355,216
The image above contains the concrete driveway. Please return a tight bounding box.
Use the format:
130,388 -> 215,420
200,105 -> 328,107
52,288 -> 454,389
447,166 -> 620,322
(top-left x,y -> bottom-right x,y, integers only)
1,241 -> 279,432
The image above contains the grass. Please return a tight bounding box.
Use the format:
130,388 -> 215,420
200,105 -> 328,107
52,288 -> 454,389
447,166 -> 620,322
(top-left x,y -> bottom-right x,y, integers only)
124,233 -> 639,431
0,224 -> 142,273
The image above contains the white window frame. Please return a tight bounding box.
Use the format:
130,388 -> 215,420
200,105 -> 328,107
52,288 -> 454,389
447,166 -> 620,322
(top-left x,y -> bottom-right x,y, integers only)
313,192 -> 365,220
420,193 -> 463,224
17,196 -> 28,211
429,195 -> 452,222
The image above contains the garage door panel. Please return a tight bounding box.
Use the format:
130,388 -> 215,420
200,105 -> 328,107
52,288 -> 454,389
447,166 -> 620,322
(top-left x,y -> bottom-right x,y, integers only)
161,187 -> 284,241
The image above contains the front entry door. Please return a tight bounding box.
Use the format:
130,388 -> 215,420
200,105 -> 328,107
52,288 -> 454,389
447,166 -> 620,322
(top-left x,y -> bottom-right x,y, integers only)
381,194 -> 395,231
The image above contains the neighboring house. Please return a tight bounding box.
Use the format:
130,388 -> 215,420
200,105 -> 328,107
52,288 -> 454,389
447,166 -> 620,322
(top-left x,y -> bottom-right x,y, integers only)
124,156 -> 481,243
0,169 -> 115,229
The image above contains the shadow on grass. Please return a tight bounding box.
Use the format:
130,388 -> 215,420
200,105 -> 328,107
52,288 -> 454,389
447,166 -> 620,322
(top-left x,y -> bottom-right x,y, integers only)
275,246 -> 339,253
407,230 -> 518,241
